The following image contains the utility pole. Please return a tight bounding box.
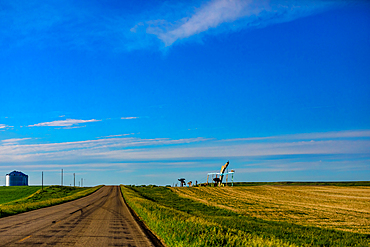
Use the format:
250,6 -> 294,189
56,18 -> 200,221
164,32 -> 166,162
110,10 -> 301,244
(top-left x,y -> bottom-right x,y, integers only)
81,178 -> 83,187
42,171 -> 43,191
73,173 -> 75,187
61,169 -> 63,186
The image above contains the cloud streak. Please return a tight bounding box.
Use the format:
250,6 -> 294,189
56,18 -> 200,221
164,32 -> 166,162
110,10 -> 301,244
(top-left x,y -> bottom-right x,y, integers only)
0,137 -> 210,160
141,0 -> 342,46
1,130 -> 368,184
0,0 -> 346,51
28,119 -> 101,127
1,138 -> 31,144
0,124 -> 13,129
223,130 -> 370,142
146,0 -> 264,46
121,117 -> 139,120
1,130 -> 368,166
102,134 -> 134,138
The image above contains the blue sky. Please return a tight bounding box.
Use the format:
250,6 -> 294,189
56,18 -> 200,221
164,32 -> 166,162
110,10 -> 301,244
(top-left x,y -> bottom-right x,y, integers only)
0,0 -> 369,186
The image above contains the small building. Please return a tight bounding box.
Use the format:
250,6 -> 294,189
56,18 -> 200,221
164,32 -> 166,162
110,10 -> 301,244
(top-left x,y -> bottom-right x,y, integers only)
6,171 -> 28,186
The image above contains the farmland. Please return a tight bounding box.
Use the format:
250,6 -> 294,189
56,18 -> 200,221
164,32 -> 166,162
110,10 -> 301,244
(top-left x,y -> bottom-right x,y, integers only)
172,185 -> 370,234
0,185 -> 103,218
121,184 -> 370,247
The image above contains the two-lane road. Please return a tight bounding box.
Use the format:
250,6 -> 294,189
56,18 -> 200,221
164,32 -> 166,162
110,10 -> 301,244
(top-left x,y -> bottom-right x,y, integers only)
0,186 -> 156,247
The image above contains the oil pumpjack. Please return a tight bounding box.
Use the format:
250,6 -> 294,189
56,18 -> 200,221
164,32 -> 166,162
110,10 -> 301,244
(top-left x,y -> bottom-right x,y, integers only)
207,161 -> 234,186
219,161 -> 229,185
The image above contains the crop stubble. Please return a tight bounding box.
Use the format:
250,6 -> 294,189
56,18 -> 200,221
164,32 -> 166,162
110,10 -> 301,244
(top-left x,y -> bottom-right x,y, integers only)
171,185 -> 370,234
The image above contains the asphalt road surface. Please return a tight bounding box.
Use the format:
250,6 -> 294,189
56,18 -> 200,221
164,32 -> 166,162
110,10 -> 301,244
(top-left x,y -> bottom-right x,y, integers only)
0,186 -> 156,247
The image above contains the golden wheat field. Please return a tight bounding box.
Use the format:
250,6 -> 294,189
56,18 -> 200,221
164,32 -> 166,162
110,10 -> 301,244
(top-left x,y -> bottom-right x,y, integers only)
171,186 -> 370,234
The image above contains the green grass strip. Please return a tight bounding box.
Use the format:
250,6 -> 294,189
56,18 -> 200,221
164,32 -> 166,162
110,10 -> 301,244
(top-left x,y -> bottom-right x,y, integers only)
0,185 -> 103,218
0,186 -> 42,204
121,185 -> 294,247
121,185 -> 370,247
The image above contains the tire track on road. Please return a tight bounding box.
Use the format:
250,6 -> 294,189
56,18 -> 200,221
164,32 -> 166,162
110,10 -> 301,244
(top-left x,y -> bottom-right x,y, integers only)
0,186 -> 156,247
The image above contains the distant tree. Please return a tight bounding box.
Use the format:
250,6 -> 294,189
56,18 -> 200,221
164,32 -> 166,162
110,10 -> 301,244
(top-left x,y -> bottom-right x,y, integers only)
178,178 -> 186,187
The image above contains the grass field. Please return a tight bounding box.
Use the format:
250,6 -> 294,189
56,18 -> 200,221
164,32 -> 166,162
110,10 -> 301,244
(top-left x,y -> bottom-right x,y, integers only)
121,184 -> 370,247
232,181 -> 370,187
0,186 -> 42,204
0,185 -> 103,218
172,185 -> 370,234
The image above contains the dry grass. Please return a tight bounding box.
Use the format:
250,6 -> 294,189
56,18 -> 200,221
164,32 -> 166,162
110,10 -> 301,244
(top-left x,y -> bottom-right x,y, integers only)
121,185 -> 297,247
171,186 -> 370,234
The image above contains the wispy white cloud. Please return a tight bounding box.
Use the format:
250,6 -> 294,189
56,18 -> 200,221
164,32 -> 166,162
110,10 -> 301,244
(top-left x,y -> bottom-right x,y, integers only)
236,155 -> 370,174
1,138 -> 31,143
0,124 -> 13,129
281,130 -> 370,140
59,125 -> 86,129
146,0 -> 263,46
0,0 -> 346,51
28,119 -> 101,127
121,117 -> 139,120
222,137 -> 274,142
100,140 -> 369,161
140,0 -> 342,46
0,130 -> 368,166
102,133 -> 135,138
1,130 -> 369,184
0,137 -> 210,161
223,130 -> 370,142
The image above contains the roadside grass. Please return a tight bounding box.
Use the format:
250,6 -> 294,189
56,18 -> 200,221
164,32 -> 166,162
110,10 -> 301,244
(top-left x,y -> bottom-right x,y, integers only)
121,185 -> 370,247
0,185 -> 103,218
0,186 -> 42,204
